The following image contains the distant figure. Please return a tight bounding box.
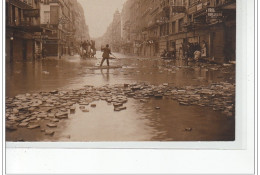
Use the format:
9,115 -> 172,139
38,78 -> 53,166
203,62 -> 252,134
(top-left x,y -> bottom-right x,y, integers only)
171,49 -> 176,59
42,47 -> 47,59
179,47 -> 183,59
161,49 -> 167,57
100,44 -> 112,67
90,40 -> 96,57
81,41 -> 88,58
81,41 -> 87,50
201,40 -> 207,57
194,50 -> 201,61
86,40 -> 91,56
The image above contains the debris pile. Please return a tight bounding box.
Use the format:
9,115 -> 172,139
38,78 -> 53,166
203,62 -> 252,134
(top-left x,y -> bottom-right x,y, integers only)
5,82 -> 235,133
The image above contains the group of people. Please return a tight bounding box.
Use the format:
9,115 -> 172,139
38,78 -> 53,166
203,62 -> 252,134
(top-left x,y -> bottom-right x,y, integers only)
161,49 -> 176,59
161,40 -> 207,61
80,40 -> 96,58
185,42 -> 204,61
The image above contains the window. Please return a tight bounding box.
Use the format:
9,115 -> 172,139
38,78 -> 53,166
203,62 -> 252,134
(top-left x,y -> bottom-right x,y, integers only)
173,0 -> 184,6
44,0 -> 49,5
170,41 -> 176,48
160,25 -> 164,36
166,23 -> 169,35
43,11 -> 50,24
18,8 -> 21,24
11,5 -> 15,25
178,18 -> 184,32
172,21 -> 176,34
160,23 -> 169,36
188,15 -> 192,22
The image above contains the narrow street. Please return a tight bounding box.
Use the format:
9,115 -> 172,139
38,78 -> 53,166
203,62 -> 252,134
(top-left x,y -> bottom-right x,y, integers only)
6,52 -> 235,141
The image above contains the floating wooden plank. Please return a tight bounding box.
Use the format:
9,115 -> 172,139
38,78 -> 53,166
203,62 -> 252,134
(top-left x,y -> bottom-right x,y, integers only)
87,66 -> 123,70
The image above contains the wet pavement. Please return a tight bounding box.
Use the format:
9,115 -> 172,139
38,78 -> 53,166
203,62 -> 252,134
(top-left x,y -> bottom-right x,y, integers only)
6,51 -> 235,141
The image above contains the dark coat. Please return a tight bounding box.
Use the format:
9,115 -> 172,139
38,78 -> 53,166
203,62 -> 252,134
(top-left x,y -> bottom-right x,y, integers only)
102,47 -> 111,58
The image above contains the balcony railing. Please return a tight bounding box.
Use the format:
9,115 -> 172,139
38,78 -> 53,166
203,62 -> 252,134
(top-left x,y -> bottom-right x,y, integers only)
215,0 -> 236,7
9,0 -> 33,9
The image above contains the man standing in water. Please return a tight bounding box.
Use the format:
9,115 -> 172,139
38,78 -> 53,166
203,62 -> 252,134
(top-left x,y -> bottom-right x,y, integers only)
100,44 -> 112,67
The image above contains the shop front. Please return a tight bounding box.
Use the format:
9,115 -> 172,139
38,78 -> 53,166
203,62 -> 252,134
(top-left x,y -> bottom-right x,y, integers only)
159,37 -> 168,55
43,40 -> 59,56
6,29 -> 34,61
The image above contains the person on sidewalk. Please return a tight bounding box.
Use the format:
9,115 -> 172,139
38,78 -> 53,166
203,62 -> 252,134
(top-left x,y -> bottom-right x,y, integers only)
100,44 -> 112,67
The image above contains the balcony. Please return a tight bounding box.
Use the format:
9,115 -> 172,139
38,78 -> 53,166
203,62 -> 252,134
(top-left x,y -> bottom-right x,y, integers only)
9,0 -> 33,9
215,0 -> 236,10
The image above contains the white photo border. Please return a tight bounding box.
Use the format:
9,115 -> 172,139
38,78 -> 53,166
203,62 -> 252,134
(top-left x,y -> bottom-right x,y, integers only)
2,0 -> 257,174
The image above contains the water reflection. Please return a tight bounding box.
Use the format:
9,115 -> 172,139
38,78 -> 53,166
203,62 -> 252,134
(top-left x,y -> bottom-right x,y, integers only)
5,53 -> 235,141
51,99 -> 155,141
133,98 -> 235,141
101,68 -> 110,82
6,52 -> 234,97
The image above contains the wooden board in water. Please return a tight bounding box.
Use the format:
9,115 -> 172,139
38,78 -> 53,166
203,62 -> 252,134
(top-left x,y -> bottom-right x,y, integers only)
88,66 -> 122,70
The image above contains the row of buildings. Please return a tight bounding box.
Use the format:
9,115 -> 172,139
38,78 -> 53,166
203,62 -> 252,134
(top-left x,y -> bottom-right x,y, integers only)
6,0 -> 90,61
103,0 -> 236,62
96,9 -> 121,52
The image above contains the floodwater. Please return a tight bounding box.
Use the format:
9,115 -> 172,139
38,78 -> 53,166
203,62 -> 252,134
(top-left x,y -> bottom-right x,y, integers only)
6,51 -> 235,141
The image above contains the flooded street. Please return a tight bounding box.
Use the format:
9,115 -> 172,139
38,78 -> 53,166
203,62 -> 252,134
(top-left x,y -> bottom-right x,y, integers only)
6,52 -> 235,141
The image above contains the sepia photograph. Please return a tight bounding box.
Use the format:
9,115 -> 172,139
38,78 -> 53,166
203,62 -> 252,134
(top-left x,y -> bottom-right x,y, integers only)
5,0 -> 236,142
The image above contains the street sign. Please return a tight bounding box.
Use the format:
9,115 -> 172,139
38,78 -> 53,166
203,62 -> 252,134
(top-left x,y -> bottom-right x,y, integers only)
23,9 -> 40,17
188,5 -> 197,14
197,3 -> 203,11
172,6 -> 186,13
207,7 -> 222,19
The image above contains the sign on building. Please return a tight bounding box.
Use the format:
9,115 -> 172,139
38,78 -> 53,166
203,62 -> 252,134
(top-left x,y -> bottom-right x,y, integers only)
197,3 -> 203,11
23,9 -> 40,17
207,7 -> 222,19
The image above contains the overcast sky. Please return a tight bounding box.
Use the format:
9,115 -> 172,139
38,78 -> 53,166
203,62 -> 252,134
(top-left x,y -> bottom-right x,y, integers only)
78,0 -> 126,39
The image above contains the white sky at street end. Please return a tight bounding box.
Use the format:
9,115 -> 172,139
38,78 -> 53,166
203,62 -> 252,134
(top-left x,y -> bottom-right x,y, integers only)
78,0 -> 126,39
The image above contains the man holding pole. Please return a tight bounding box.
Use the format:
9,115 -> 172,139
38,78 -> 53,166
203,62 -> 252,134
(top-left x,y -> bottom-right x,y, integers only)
100,44 -> 113,67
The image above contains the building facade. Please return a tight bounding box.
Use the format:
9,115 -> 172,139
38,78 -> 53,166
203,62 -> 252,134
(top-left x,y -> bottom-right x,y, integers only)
6,0 -> 90,61
120,0 -> 236,62
121,0 -> 163,57
39,0 -> 90,57
100,10 -> 122,52
6,0 -> 41,61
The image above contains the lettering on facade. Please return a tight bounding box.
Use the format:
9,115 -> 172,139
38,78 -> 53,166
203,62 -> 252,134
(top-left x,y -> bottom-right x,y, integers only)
23,9 -> 40,17
207,7 -> 223,19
